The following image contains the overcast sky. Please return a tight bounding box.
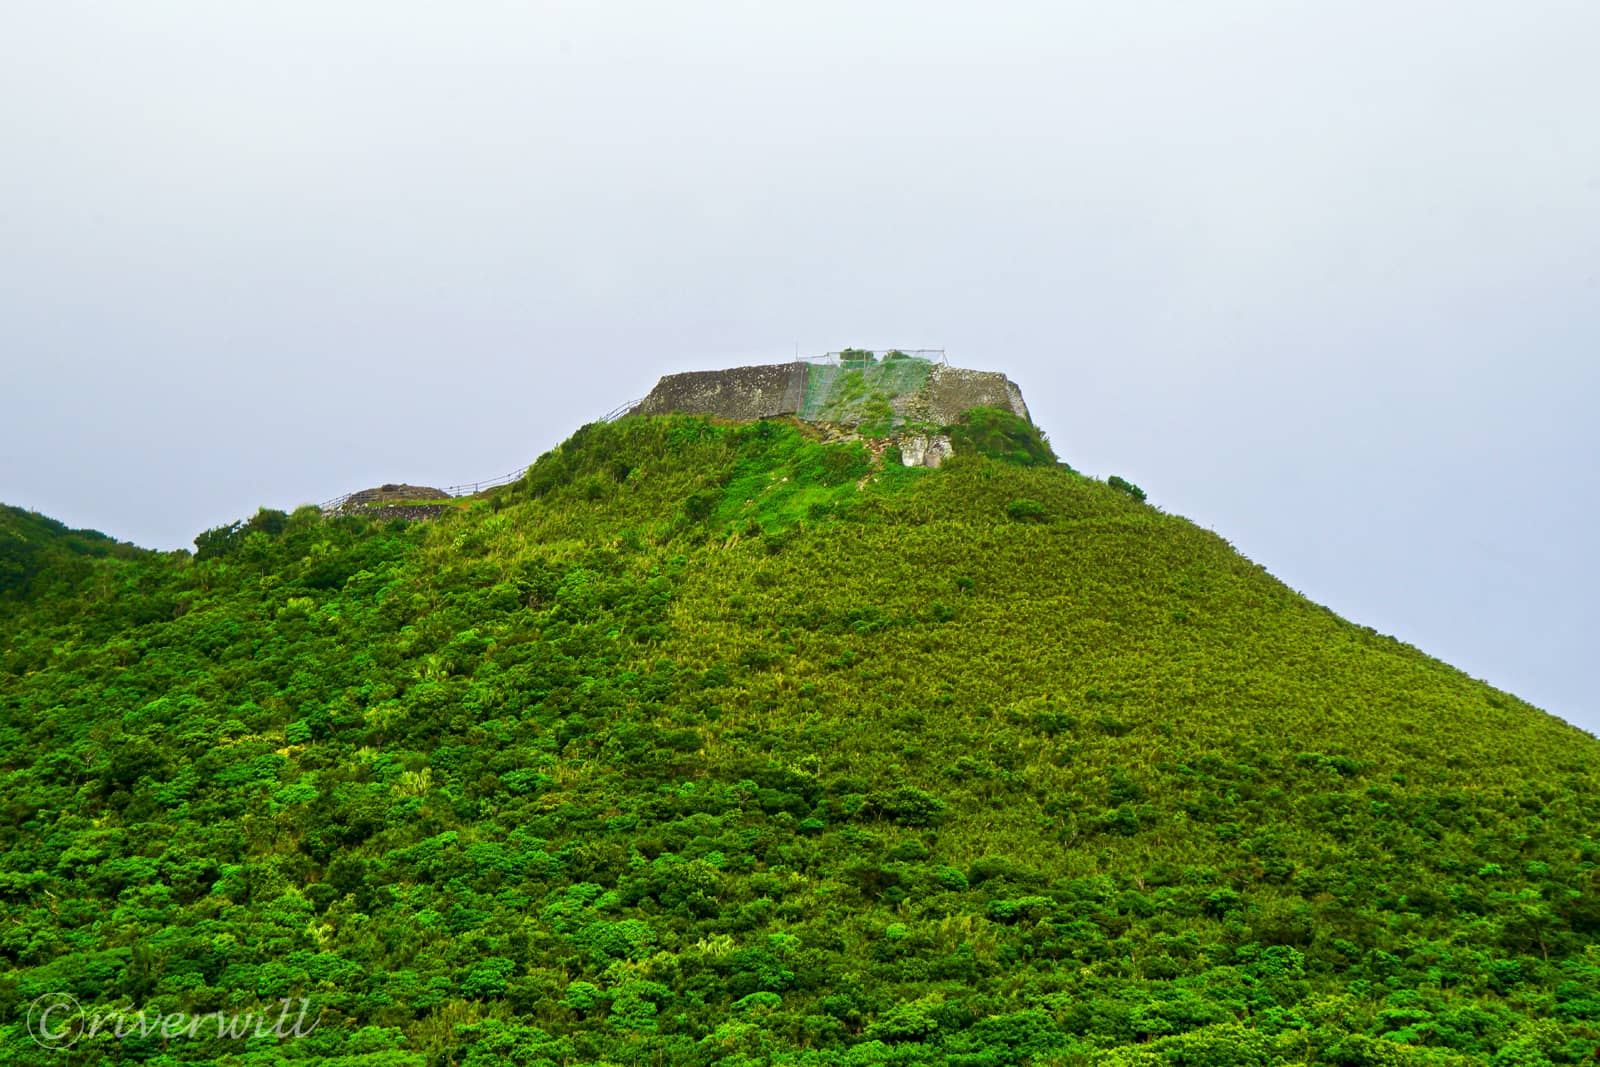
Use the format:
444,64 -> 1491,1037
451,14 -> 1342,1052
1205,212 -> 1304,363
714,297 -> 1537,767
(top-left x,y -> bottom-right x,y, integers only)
3,2 -> 1596,732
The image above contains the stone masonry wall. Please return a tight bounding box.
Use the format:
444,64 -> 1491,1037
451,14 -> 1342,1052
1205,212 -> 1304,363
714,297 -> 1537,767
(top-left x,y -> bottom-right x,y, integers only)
632,360 -> 1030,428
632,364 -> 808,420
919,365 -> 1031,424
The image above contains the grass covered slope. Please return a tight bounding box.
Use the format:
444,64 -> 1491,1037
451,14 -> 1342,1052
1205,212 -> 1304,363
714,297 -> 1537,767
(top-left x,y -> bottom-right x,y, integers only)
1,415 -> 1597,1066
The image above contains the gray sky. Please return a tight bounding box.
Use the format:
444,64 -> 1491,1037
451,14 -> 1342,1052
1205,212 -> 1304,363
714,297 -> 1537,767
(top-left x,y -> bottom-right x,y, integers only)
3,2 -> 1597,732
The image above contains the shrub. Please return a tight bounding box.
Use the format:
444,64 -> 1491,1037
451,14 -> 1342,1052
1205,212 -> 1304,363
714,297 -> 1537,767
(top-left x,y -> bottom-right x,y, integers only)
986,896 -> 1052,924
564,981 -> 605,1014
460,957 -> 516,999
247,507 -> 289,535
1108,475 -> 1147,502
682,488 -> 722,523
946,407 -> 1056,466
968,856 -> 1031,885
866,998 -> 941,1042
866,786 -> 948,827
816,443 -> 871,486
734,991 -> 783,1013
1006,498 -> 1049,523
194,520 -> 245,561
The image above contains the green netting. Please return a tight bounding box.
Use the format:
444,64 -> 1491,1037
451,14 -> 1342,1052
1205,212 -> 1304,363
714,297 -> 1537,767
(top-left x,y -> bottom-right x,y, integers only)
799,356 -> 935,424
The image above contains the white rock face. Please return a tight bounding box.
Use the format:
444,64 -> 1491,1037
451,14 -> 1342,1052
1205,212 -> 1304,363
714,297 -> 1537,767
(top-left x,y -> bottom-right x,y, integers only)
899,434 -> 955,469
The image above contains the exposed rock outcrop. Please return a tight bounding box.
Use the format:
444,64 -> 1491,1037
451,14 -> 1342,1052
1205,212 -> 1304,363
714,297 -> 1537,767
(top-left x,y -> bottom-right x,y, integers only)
898,434 -> 956,469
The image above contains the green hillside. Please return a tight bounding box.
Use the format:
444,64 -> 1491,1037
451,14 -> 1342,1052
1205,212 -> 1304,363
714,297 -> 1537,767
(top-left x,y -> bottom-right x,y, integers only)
1,414 -> 1597,1066
0,504 -> 150,599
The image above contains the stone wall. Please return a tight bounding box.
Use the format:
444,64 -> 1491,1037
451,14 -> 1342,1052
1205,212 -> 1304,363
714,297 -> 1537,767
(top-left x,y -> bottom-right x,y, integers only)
632,363 -> 808,420
340,484 -> 452,509
919,365 -> 1031,424
632,359 -> 1030,429
358,504 -> 454,522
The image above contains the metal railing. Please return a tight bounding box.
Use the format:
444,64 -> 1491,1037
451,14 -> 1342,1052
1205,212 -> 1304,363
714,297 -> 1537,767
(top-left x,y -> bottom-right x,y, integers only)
315,467 -> 528,514
602,398 -> 643,422
810,348 -> 947,365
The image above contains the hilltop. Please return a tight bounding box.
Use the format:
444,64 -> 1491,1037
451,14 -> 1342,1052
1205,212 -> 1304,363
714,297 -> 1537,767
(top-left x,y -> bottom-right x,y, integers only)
632,351 -> 1029,429
631,351 -> 1032,468
0,410 -> 1596,1066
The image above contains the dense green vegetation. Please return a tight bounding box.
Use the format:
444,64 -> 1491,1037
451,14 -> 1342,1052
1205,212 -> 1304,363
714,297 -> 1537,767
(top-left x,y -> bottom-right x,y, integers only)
1,415 -> 1597,1066
942,407 -> 1057,468
0,505 -> 149,598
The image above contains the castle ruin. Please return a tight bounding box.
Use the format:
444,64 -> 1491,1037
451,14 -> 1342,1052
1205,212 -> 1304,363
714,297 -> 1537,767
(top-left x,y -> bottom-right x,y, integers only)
627,353 -> 1030,467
